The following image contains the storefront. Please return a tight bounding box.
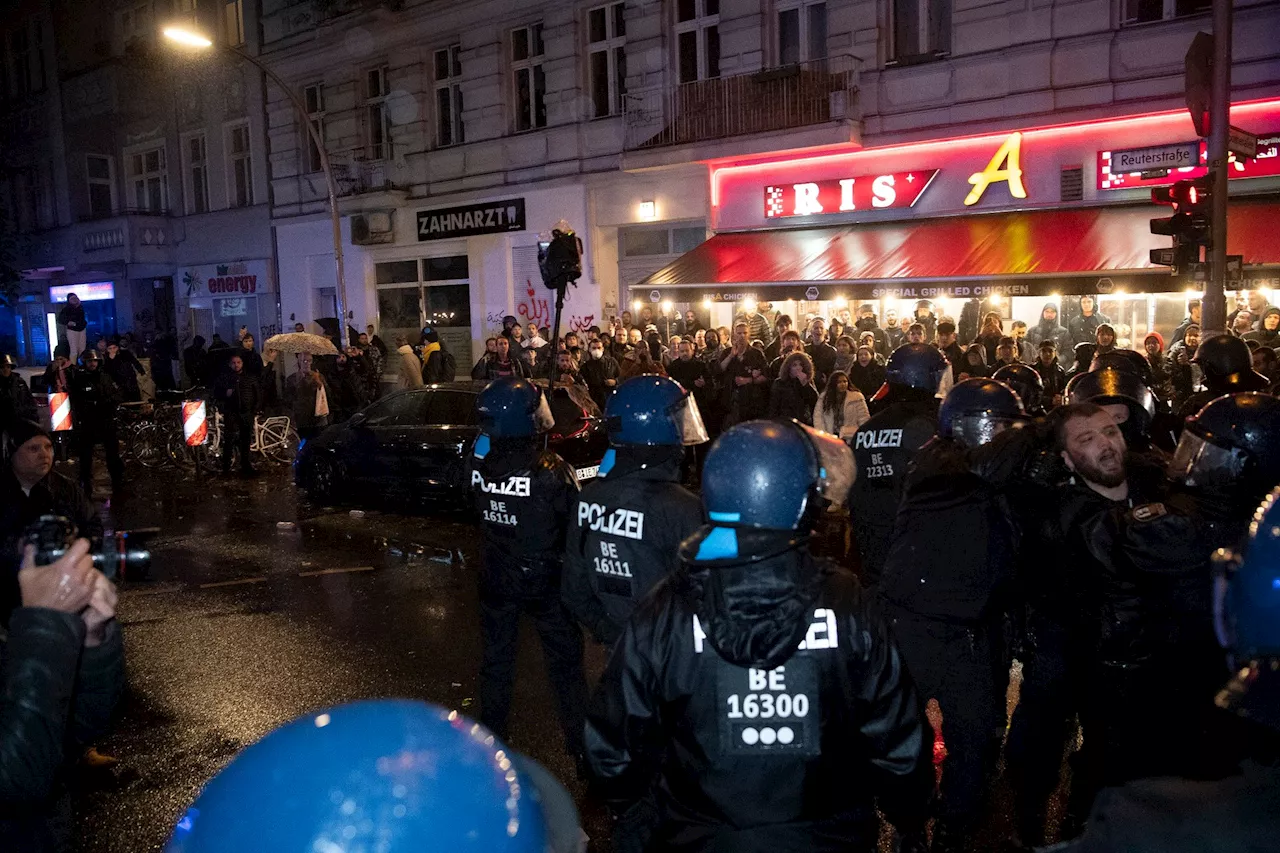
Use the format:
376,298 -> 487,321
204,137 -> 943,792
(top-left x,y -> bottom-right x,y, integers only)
175,259 -> 278,346
635,97 -> 1280,349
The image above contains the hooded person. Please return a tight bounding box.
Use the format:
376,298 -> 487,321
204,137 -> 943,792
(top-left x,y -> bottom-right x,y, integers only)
1069,295 -> 1111,346
913,300 -> 938,342
1094,323 -> 1118,356
584,420 -> 932,852
1142,332 -> 1174,403
956,343 -> 990,380
396,337 -> 424,390
1242,305 -> 1280,347
1032,303 -> 1073,354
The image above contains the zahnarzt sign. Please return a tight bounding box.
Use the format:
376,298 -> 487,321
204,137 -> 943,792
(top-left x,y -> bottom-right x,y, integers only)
416,198 -> 527,241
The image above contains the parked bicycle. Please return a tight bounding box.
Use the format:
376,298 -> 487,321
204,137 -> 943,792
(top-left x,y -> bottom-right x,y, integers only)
166,410 -> 299,472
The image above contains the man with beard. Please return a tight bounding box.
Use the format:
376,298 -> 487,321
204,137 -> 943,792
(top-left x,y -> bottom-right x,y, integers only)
854,304 -> 890,356
1005,403 -> 1166,845
579,339 -> 620,410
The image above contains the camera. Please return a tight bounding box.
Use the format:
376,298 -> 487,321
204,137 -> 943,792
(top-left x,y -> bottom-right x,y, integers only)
23,515 -> 152,581
538,228 -> 583,291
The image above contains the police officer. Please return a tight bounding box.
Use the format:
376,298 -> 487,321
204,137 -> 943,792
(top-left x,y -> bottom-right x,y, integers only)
0,354 -> 38,434
846,343 -> 946,587
1177,333 -> 1270,419
69,349 -> 124,492
878,377 -> 1027,852
992,362 -> 1045,416
585,420 -> 931,852
1067,366 -> 1160,451
164,700 -> 584,853
562,376 -> 706,647
468,377 -> 588,761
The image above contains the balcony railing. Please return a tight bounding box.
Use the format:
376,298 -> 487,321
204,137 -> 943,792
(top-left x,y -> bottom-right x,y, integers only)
624,54 -> 859,151
330,146 -> 406,197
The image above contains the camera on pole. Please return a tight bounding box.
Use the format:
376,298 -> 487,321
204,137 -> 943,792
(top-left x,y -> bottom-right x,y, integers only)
1150,176 -> 1212,276
538,224 -> 583,291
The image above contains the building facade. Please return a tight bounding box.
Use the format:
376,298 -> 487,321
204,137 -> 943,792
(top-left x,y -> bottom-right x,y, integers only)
4,0 -> 1279,366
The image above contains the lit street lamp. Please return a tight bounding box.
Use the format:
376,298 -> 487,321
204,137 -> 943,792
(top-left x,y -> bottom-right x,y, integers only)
163,26 -> 349,345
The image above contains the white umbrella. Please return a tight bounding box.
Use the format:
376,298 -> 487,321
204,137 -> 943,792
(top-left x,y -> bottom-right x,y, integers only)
263,332 -> 340,356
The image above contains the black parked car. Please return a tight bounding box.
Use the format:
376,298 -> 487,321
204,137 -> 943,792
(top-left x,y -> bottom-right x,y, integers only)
295,381 -> 607,506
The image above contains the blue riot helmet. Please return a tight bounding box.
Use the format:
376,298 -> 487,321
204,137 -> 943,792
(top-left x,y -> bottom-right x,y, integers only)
882,343 -> 950,393
1067,366 -> 1157,439
604,375 -> 709,446
1170,393 -> 1280,497
938,377 -> 1026,447
687,420 -> 855,561
165,700 -> 557,853
991,363 -> 1044,414
1213,488 -> 1280,731
476,376 -> 554,438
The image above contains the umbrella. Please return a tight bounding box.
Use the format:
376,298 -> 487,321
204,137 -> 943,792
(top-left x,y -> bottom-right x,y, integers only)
263,332 -> 340,356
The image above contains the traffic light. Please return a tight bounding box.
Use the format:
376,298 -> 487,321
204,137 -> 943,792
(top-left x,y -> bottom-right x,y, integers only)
1150,176 -> 1212,274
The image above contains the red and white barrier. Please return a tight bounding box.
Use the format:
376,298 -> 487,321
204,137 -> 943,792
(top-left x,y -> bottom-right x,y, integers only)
183,401 -> 208,446
49,393 -> 72,431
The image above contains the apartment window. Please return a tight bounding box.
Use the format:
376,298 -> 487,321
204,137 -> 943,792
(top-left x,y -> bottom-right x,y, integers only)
588,3 -> 626,118
1124,0 -> 1211,23
86,155 -> 115,218
118,2 -> 155,52
434,45 -> 464,147
778,1 -> 827,66
303,84 -> 325,173
364,66 -> 392,160
511,23 -> 546,131
228,122 -> 253,207
128,146 -> 167,212
12,164 -> 53,231
675,0 -> 719,84
183,135 -> 209,214
224,0 -> 245,47
893,0 -> 950,59
7,25 -> 31,95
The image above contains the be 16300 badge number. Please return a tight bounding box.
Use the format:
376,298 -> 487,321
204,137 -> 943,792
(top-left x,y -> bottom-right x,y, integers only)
717,656 -> 819,756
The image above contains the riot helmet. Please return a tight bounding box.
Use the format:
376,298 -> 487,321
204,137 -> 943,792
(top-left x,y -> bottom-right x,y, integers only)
1212,488 -> 1280,731
164,700 -> 552,853
1194,334 -> 1271,393
81,348 -> 100,366
1067,366 -> 1157,438
475,377 -> 554,438
686,420 -> 855,561
875,343 -> 949,402
1071,342 -> 1096,371
1088,349 -> 1154,386
604,375 -> 708,447
1170,392 -> 1280,495
938,378 -> 1026,448
991,363 -> 1044,414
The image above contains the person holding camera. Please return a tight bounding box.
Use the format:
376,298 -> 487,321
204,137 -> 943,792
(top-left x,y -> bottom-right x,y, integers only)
2,420 -> 102,610
0,526 -> 123,851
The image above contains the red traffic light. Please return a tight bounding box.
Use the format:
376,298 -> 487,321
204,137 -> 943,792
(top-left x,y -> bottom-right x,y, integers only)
1152,178 -> 1211,210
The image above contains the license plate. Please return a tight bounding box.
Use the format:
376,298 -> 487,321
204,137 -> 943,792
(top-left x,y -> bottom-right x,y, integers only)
575,465 -> 600,481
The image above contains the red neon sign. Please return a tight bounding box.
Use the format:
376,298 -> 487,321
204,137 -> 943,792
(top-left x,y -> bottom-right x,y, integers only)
1098,132 -> 1280,190
764,169 -> 939,218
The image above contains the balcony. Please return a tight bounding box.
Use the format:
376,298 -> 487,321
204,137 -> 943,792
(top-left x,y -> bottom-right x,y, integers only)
623,55 -> 861,168
331,146 -> 410,212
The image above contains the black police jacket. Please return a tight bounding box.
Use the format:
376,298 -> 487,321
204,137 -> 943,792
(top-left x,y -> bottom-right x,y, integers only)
846,399 -> 938,587
67,369 -> 119,430
878,429 -> 1031,624
562,449 -> 701,645
469,438 -> 579,599
585,538 -> 931,852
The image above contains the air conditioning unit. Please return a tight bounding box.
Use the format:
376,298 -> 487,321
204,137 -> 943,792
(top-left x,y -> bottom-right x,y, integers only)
351,210 -> 395,245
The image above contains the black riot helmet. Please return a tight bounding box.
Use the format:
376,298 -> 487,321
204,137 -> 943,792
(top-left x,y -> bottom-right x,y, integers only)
991,363 -> 1044,414
938,378 -> 1026,448
1067,366 -> 1157,438
874,343 -> 949,404
1089,349 -> 1154,387
1170,393 -> 1280,498
1194,334 -> 1271,393
1071,342 -> 1096,372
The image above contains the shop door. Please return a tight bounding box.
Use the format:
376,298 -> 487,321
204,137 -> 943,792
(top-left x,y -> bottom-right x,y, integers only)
214,296 -> 257,343
151,277 -> 175,334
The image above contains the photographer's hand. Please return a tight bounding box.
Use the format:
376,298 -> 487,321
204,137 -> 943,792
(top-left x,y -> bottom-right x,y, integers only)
19,540 -> 95,614
82,572 -> 119,648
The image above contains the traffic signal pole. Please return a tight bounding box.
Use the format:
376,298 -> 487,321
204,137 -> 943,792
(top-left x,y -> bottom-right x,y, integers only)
1204,0 -> 1233,334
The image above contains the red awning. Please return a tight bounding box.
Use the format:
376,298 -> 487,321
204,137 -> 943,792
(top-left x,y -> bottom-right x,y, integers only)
641,202 -> 1280,288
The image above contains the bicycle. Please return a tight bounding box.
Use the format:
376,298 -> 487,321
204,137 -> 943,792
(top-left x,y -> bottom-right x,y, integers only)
167,410 -> 298,472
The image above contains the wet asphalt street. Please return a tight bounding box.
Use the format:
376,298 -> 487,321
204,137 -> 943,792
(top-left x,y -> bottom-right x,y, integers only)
69,459 -> 612,852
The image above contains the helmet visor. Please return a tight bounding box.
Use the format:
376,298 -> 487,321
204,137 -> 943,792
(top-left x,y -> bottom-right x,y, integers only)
1168,429 -> 1248,487
798,422 -> 856,504
532,391 -> 555,432
673,394 -> 710,446
952,414 -> 1018,448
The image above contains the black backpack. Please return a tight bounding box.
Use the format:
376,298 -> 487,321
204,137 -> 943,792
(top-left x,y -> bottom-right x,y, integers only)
422,348 -> 457,383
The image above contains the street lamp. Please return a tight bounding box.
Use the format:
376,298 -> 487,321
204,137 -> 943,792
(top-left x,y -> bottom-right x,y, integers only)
162,25 -> 349,345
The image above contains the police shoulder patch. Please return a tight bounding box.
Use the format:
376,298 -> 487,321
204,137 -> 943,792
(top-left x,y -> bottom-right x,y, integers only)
1130,502 -> 1168,523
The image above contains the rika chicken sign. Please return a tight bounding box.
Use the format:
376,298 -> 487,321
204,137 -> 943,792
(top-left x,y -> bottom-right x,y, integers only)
764,169 -> 939,218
